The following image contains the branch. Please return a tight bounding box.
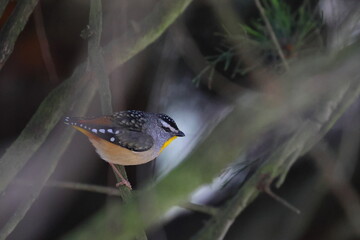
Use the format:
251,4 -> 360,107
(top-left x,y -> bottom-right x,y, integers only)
0,0 -> 39,70
88,0 -> 112,115
16,180 -> 122,197
254,0 -> 290,71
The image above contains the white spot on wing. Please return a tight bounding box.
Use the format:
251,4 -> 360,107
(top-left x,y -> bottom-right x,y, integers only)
92,129 -> 97,133
110,137 -> 115,142
107,129 -> 113,133
99,129 -> 105,133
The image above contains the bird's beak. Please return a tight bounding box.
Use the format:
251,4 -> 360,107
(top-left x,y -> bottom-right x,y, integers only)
176,130 -> 185,137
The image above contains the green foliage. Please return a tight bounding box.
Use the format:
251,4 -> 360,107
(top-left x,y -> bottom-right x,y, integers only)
247,0 -> 321,53
193,0 -> 322,86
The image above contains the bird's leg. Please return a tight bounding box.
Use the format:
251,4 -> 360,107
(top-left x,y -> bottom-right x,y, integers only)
109,163 -> 132,190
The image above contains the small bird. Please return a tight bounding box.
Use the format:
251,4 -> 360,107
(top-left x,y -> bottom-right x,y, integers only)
64,110 -> 185,189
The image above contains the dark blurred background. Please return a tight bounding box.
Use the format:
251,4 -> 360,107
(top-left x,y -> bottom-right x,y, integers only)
0,0 -> 360,240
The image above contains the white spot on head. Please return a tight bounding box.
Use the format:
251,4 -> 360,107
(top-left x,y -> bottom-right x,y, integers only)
92,129 -> 97,133
99,129 -> 105,133
107,129 -> 113,133
110,137 -> 115,142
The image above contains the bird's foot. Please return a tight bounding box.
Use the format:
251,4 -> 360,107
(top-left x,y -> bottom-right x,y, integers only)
116,179 -> 132,190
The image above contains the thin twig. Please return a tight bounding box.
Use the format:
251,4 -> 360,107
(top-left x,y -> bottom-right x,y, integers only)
16,180 -> 122,197
0,0 -> 39,70
34,2 -> 59,83
257,174 -> 300,214
254,0 -> 290,71
46,180 -> 123,196
263,187 -> 301,214
17,179 -> 221,216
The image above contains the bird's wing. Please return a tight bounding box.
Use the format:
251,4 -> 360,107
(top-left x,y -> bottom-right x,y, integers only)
64,115 -> 154,152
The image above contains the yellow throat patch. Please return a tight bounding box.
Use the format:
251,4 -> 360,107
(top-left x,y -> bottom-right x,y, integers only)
160,136 -> 177,153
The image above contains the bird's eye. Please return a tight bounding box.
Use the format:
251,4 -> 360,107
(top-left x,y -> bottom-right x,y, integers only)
162,126 -> 171,132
